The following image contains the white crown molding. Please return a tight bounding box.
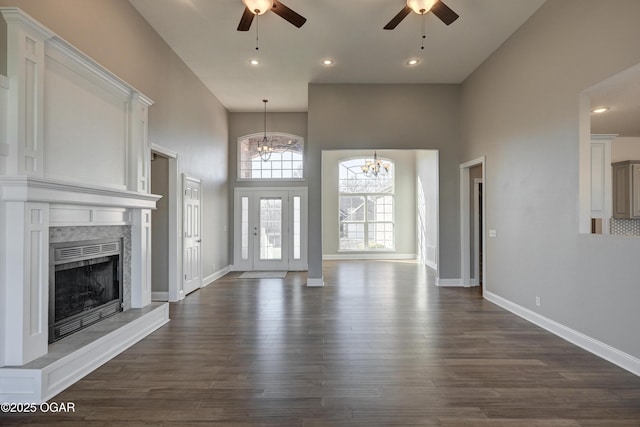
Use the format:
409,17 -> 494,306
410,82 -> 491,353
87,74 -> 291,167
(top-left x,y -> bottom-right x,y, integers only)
0,7 -> 54,39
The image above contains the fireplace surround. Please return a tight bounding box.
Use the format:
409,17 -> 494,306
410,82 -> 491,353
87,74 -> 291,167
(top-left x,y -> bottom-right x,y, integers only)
49,238 -> 124,343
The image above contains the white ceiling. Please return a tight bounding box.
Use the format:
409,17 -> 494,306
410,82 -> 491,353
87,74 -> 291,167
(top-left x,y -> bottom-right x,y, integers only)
129,0 -> 546,112
589,62 -> 640,137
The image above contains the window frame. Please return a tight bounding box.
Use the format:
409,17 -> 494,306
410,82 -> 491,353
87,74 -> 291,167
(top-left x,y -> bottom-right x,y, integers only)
237,132 -> 305,181
337,156 -> 396,252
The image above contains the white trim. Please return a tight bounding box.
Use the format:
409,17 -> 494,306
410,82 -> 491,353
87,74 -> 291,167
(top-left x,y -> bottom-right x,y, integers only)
459,157 -> 486,289
323,253 -> 416,260
473,178 -> 482,284
436,278 -> 463,287
0,303 -> 169,403
202,265 -> 231,287
0,74 -> 9,89
151,292 -> 169,301
237,132 -> 305,181
484,291 -> 640,378
151,143 -> 178,159
306,277 -> 324,287
150,144 -> 182,302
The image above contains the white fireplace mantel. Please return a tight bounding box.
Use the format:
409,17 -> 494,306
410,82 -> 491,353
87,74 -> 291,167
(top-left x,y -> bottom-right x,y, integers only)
0,176 -> 161,209
0,8 -> 166,400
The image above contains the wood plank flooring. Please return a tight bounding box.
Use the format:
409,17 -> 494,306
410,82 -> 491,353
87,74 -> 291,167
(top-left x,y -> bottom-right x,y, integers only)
3,260 -> 640,426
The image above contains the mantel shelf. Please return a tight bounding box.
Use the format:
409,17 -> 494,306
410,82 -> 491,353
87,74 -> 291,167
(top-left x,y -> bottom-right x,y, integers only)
0,176 -> 161,209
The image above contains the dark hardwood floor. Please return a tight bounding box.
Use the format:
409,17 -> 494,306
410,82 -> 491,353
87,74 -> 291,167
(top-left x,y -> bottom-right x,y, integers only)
4,260 -> 640,426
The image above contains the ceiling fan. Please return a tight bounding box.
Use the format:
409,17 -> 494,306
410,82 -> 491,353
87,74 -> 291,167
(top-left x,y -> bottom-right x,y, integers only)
384,0 -> 459,30
237,0 -> 307,31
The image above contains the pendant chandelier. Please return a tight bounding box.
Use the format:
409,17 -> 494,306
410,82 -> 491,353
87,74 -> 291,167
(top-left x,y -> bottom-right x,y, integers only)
361,151 -> 390,177
257,99 -> 273,162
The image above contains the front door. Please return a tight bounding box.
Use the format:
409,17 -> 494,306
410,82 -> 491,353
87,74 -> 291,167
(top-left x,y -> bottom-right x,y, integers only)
234,188 -> 307,271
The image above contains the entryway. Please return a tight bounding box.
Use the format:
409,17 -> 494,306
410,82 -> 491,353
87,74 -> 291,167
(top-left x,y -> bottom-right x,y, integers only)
233,188 -> 308,271
460,157 -> 486,290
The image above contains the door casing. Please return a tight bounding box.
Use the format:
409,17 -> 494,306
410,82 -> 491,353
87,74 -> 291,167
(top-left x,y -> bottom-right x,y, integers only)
233,187 -> 308,271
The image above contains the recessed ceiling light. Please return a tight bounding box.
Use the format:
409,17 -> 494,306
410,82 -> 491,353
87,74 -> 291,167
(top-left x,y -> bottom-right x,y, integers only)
407,59 -> 420,66
322,59 -> 334,66
249,59 -> 260,66
591,106 -> 610,114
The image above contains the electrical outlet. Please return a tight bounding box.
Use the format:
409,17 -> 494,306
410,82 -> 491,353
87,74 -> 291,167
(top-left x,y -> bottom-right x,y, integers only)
535,296 -> 541,307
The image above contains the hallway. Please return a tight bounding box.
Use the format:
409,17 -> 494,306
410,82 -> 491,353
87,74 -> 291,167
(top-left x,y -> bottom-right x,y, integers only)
6,261 -> 640,425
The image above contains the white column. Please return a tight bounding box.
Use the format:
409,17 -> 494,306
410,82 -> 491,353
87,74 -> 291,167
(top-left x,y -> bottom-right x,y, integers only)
1,202 -> 49,366
128,94 -> 154,193
2,8 -> 52,177
131,208 -> 152,308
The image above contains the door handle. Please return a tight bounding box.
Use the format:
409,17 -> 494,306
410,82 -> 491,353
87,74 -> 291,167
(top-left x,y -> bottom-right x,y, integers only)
196,239 -> 202,243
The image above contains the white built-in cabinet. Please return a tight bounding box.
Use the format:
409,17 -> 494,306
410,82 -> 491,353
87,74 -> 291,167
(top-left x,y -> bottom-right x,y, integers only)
612,160 -> 640,219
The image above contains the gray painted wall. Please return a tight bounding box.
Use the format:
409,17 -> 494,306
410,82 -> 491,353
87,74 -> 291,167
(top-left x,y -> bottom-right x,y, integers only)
308,84 -> 461,280
461,0 -> 640,359
321,149 -> 416,257
0,0 -> 230,279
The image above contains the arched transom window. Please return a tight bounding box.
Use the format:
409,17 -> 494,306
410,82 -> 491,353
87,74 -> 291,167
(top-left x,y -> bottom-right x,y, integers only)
338,157 -> 395,251
238,133 -> 304,180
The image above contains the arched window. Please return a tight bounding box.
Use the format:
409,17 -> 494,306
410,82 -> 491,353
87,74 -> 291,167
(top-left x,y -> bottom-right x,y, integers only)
238,133 -> 304,180
338,157 -> 395,251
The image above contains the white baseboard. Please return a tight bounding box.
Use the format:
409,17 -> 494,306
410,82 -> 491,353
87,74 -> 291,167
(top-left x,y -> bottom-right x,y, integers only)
323,253 -> 416,261
484,290 -> 640,378
436,277 -> 463,287
202,265 -> 231,287
307,277 -> 324,287
152,291 -> 169,301
0,303 -> 169,403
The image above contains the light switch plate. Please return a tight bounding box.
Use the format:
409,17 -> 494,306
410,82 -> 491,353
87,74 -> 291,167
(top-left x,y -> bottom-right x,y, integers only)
489,229 -> 497,238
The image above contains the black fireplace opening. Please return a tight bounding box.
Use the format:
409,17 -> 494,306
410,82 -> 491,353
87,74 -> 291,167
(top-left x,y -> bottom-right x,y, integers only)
49,239 -> 123,343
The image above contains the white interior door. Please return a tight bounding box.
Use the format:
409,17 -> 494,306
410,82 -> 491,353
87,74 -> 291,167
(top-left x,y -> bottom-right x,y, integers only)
235,188 -> 307,271
183,175 -> 202,294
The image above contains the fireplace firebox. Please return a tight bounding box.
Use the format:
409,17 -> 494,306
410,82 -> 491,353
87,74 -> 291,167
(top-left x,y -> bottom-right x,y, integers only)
49,239 -> 124,343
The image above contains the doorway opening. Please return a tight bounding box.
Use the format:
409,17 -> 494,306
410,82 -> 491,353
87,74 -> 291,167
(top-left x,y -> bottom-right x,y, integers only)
460,157 -> 486,291
150,145 -> 181,301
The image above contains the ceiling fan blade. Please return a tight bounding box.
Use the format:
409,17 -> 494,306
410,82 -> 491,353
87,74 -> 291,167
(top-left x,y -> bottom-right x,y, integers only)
271,0 -> 307,28
384,6 -> 412,30
431,0 -> 459,25
237,7 -> 255,31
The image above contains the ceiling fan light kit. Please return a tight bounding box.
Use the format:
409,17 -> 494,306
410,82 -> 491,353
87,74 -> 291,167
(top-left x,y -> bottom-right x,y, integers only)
407,0 -> 437,14
242,0 -> 273,15
384,0 -> 459,30
237,0 -> 307,32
